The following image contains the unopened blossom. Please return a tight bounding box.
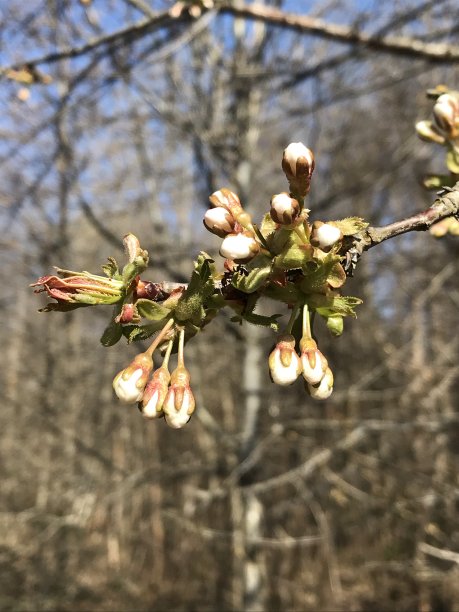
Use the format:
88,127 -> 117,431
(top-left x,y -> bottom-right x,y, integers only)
220,231 -> 260,263
415,120 -> 446,145
310,221 -> 343,250
269,334 -> 302,386
163,366 -> 195,429
270,192 -> 300,225
113,352 -> 153,404
282,142 -> 315,179
300,337 -> 328,385
209,188 -> 253,229
307,367 -> 334,400
140,366 -> 170,419
204,207 -> 235,237
433,93 -> 459,136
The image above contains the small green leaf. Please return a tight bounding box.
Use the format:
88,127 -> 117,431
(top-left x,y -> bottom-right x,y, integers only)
123,321 -> 167,343
333,217 -> 369,236
326,314 -> 344,336
100,320 -> 123,346
300,253 -> 340,293
259,213 -> 277,238
308,294 -> 363,318
102,257 -> 120,279
136,298 -> 171,321
232,255 -> 272,294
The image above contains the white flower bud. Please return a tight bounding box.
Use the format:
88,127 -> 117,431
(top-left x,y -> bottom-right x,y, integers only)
139,367 -> 170,419
300,338 -> 328,385
219,232 -> 260,263
282,142 -> 315,178
113,368 -> 145,404
204,207 -> 235,237
164,386 -> 195,429
270,192 -> 300,225
113,352 -> 153,404
310,221 -> 343,250
163,366 -> 196,429
307,367 -> 334,400
433,93 -> 459,135
268,334 -> 302,386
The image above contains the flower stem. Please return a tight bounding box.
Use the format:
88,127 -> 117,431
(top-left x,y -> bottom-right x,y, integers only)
302,304 -> 312,339
162,339 -> 174,370
146,318 -> 175,357
177,327 -> 185,368
286,303 -> 300,334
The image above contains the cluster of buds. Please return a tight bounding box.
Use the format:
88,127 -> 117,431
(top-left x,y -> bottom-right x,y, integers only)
268,306 -> 333,400
112,321 -> 196,428
204,188 -> 260,263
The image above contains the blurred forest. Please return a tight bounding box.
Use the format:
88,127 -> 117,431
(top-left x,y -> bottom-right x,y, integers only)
1,1 -> 459,610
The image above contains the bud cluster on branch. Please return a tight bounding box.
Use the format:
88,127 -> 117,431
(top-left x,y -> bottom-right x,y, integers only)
31,100 -> 459,428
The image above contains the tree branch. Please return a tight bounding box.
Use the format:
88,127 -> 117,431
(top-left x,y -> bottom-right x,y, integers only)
345,183 -> 459,271
221,2 -> 459,64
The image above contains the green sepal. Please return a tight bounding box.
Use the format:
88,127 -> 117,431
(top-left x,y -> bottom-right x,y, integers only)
326,314 -> 344,336
308,294 -> 363,318
174,252 -> 215,322
273,234 -> 313,271
260,213 -> 277,238
333,217 -> 369,236
136,298 -> 171,321
102,257 -> 120,279
231,255 -> 272,294
122,321 -> 167,343
264,281 -> 301,304
268,227 -> 292,254
446,147 -> 459,174
300,253 -> 341,293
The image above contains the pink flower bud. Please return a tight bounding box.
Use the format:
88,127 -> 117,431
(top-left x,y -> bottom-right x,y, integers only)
163,366 -> 196,429
113,352 -> 153,404
307,367 -> 334,400
268,334 -> 302,386
219,231 -> 260,263
300,337 -> 328,385
203,207 -> 236,237
140,366 -> 170,419
270,193 -> 300,225
310,221 -> 343,250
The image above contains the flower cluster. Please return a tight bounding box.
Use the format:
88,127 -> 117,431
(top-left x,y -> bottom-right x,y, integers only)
113,321 -> 196,429
33,141 -> 368,417
268,306 -> 333,400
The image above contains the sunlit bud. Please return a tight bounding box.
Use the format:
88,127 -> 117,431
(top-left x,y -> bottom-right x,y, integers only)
307,367 -> 334,400
209,188 -> 253,229
433,93 -> 459,135
163,366 -> 196,429
415,120 -> 446,145
310,221 -> 343,250
300,337 -> 328,385
282,142 -> 315,197
204,207 -> 236,237
270,192 -> 300,225
268,334 -> 302,386
113,352 -> 153,404
220,231 -> 260,263
123,233 -> 149,266
139,366 -> 170,419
